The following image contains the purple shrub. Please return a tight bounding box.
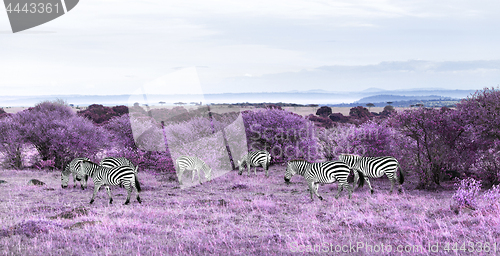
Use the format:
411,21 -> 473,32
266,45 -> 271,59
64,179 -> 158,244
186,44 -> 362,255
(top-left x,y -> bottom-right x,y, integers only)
349,106 -> 373,124
315,106 -> 332,118
77,104 -> 125,124
242,108 -> 321,163
328,112 -> 349,123
306,114 -> 334,129
452,177 -> 481,210
35,158 -> 56,170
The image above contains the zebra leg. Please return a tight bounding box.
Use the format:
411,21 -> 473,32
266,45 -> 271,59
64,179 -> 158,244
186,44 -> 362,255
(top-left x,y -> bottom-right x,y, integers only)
90,184 -> 102,204
135,184 -> 141,204
353,170 -> 359,189
72,174 -> 77,188
177,168 -> 183,185
389,177 -> 396,194
253,166 -> 257,175
198,168 -> 203,184
315,183 -> 323,200
124,183 -> 132,205
81,175 -> 88,190
365,177 -> 374,194
345,183 -> 353,199
335,184 -> 344,199
105,186 -> 113,204
307,181 -> 315,200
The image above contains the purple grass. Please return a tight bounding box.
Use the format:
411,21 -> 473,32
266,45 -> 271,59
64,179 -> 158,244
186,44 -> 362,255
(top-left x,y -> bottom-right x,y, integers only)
1,167 -> 500,255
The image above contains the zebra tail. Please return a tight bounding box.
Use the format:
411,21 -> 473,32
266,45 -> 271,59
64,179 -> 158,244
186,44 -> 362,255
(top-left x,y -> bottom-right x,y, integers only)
135,174 -> 142,192
266,153 -> 271,170
357,170 -> 365,188
398,163 -> 404,185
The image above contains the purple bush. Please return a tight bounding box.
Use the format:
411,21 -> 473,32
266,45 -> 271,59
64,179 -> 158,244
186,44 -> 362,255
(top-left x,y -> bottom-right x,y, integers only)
315,106 -> 332,118
15,100 -> 109,169
242,108 -> 321,163
306,114 -> 334,129
77,104 -> 127,124
452,177 -> 481,210
104,114 -> 175,172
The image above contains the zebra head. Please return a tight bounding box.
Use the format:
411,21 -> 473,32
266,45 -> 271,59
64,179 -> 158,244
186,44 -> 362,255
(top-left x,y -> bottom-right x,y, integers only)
61,172 -> 70,188
284,162 -> 297,184
61,163 -> 71,188
237,160 -> 244,175
205,168 -> 212,181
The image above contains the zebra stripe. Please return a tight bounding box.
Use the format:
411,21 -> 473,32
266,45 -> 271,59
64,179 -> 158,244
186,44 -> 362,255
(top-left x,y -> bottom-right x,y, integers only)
80,160 -> 142,205
175,156 -> 212,185
237,150 -> 271,177
100,157 -> 137,173
61,157 -> 90,189
284,160 -> 365,200
338,154 -> 404,194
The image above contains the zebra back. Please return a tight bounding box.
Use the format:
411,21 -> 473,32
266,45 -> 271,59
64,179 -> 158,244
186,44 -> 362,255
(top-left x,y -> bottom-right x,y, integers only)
176,156 -> 210,172
100,157 -> 137,173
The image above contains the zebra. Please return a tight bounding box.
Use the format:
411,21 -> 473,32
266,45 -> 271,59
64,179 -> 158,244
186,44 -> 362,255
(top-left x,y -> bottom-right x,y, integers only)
61,157 -> 90,189
80,160 -> 142,205
175,156 -> 212,185
237,150 -> 271,177
284,160 -> 365,200
338,154 -> 404,194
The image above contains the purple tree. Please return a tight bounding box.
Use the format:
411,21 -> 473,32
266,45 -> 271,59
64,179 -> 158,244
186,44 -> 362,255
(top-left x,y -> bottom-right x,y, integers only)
0,116 -> 24,169
456,87 -> 500,185
16,100 -> 109,169
390,107 -> 477,188
242,108 -> 321,163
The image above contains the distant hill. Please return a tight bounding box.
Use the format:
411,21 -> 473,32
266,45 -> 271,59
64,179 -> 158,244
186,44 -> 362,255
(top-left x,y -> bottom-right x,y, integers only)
0,89 -> 478,107
355,95 -> 455,104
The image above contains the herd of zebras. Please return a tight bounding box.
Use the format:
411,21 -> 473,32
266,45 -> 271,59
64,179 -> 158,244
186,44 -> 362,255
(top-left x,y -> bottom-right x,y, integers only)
60,152 -> 404,205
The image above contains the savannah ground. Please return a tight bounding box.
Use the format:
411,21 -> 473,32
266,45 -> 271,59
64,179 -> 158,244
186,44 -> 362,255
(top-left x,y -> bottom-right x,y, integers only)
1,166 -> 499,255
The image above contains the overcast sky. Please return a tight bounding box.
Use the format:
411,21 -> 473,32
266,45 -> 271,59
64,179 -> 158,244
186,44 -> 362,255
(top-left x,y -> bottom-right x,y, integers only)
0,0 -> 499,96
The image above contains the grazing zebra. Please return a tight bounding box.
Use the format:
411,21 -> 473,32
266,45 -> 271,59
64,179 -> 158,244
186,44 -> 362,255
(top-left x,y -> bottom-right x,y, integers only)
237,150 -> 271,177
80,160 -> 142,205
61,157 -> 90,189
175,156 -> 212,185
284,160 -> 365,200
338,154 -> 404,194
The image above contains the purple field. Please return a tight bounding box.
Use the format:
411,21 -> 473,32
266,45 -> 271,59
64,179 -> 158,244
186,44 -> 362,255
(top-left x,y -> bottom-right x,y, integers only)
1,166 -> 500,255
